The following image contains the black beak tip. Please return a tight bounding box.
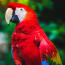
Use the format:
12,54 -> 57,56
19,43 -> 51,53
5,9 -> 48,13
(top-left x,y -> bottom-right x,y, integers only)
8,24 -> 10,26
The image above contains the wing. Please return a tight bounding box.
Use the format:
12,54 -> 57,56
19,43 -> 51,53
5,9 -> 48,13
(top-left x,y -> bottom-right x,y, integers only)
33,29 -> 62,65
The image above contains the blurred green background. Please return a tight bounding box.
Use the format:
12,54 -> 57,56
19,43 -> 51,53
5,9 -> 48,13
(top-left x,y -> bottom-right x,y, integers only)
0,0 -> 65,65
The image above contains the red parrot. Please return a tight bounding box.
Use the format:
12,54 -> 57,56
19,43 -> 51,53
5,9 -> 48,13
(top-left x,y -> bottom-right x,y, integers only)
5,3 -> 62,65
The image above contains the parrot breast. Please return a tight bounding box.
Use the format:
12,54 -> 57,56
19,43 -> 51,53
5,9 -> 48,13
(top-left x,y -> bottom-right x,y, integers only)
12,24 -> 42,65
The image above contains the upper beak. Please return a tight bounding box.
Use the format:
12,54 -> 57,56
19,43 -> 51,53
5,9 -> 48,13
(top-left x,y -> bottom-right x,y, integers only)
5,8 -> 13,24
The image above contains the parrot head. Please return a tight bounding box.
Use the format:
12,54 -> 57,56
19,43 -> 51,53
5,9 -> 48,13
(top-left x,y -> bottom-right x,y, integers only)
5,3 -> 38,25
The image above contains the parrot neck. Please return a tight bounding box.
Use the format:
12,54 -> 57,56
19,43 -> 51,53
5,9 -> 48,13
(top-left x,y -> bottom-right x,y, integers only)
15,18 -> 41,34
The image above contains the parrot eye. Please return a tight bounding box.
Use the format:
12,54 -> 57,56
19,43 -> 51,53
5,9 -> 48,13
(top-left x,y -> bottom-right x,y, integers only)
20,8 -> 24,11
20,8 -> 23,11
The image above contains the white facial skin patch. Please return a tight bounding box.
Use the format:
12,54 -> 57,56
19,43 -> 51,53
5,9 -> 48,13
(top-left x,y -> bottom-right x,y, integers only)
15,8 -> 27,22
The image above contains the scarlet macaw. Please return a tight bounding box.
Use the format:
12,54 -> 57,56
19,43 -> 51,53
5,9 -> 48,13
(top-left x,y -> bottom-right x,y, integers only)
5,3 -> 62,65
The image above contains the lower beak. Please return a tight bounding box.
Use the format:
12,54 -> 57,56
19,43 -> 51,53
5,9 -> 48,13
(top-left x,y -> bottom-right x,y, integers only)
10,15 -> 19,24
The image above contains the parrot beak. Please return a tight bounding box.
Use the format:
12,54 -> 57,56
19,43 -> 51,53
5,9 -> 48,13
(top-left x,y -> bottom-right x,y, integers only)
5,8 -> 19,24
5,8 -> 13,24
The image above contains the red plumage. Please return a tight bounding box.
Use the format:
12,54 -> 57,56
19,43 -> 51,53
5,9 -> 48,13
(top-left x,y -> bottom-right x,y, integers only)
6,3 -> 62,65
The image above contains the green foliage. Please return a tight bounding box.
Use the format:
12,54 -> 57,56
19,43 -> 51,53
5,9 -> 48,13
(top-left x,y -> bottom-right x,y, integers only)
42,0 -> 53,8
17,0 -> 29,5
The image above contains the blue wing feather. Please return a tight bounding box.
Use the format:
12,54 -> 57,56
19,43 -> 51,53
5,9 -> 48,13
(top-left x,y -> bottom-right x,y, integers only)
41,60 -> 49,65
11,48 -> 13,58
